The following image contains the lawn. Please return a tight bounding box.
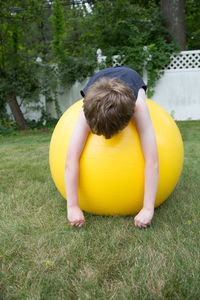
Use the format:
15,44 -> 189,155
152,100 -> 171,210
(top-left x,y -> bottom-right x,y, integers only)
0,121 -> 200,300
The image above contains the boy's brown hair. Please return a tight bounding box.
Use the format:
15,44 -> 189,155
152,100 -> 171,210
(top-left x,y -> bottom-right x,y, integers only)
83,77 -> 136,139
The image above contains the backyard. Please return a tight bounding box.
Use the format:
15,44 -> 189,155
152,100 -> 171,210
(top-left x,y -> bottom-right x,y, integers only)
0,121 -> 200,299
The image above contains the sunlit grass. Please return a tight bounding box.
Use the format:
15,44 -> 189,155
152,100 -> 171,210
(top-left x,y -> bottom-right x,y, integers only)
0,122 -> 200,299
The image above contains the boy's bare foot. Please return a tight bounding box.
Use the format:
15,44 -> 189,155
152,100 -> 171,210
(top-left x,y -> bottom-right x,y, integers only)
67,205 -> 85,227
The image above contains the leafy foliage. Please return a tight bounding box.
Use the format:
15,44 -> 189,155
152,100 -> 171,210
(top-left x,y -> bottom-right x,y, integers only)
0,1 -> 51,124
0,118 -> 18,136
51,0 -> 97,85
0,0 -> 199,131
76,0 -> 179,97
185,0 -> 200,50
47,0 -> 179,97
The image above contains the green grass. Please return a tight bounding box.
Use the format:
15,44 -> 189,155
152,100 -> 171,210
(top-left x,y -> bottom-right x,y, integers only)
0,121 -> 200,300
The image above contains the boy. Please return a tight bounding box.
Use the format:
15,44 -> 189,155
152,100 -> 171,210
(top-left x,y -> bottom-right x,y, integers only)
65,66 -> 159,228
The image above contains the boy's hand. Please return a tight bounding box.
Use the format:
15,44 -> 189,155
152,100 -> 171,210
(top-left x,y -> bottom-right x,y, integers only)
134,207 -> 154,228
67,205 -> 85,227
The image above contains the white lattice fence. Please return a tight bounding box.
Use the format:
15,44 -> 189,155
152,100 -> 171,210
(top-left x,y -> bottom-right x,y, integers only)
6,50 -> 200,121
165,50 -> 200,70
47,50 -> 200,121
152,50 -> 200,120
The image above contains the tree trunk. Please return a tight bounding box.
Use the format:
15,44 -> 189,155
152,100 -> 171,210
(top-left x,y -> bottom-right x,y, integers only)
7,94 -> 30,130
161,0 -> 186,50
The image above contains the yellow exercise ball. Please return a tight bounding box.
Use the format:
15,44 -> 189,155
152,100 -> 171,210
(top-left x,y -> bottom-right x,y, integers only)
49,99 -> 184,215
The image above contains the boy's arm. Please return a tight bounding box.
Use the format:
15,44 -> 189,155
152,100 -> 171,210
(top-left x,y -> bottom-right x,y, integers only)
65,108 -> 90,227
133,88 -> 159,228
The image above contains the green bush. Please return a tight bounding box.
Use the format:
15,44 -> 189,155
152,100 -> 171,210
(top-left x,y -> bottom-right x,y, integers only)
0,111 -> 58,136
0,118 -> 18,136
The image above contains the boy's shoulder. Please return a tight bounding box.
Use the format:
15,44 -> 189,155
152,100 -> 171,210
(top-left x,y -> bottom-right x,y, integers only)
81,66 -> 146,99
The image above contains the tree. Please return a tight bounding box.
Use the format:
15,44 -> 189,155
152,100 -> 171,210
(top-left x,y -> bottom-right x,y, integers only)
0,0 -> 52,129
0,0 -> 186,129
51,0 -> 97,86
160,0 -> 186,50
185,0 -> 200,50
79,0 -> 178,96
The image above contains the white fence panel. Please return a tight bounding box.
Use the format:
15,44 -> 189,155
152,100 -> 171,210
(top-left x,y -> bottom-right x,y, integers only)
46,78 -> 88,119
55,50 -> 200,121
151,50 -> 200,120
6,50 -> 200,121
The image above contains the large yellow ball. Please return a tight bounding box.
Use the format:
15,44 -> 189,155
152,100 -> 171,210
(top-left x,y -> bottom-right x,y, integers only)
49,99 -> 184,215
